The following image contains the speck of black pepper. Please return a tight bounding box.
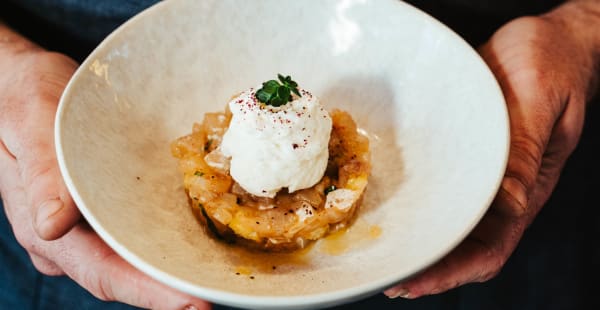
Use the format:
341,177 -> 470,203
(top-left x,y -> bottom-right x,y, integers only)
272,266 -> 277,270
236,272 -> 240,275
292,143 -> 299,149
256,221 -> 260,224
250,276 -> 255,279
136,176 -> 140,180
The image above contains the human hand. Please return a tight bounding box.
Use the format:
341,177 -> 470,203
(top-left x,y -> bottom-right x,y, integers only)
385,2 -> 599,299
0,26 -> 211,309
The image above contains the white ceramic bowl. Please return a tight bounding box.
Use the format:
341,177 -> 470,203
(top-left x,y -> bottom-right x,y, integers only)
55,0 -> 509,309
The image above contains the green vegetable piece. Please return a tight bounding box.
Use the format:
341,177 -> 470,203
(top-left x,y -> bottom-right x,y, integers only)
270,96 -> 284,107
194,171 -> 204,177
263,80 -> 280,92
256,74 -> 301,107
256,89 -> 272,103
290,86 -> 301,97
324,185 -> 337,195
277,86 -> 290,102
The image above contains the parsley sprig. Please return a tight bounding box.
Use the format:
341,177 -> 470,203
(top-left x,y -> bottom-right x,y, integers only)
256,74 -> 301,107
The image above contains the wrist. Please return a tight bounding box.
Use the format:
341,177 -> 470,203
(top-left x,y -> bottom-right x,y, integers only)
543,1 -> 600,99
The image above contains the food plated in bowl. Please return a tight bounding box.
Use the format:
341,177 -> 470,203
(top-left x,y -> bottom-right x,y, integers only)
171,75 -> 371,251
55,0 -> 509,309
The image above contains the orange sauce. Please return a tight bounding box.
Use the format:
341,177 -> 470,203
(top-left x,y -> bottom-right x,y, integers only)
228,220 -> 382,277
234,266 -> 253,276
228,242 -> 315,277
320,220 -> 382,255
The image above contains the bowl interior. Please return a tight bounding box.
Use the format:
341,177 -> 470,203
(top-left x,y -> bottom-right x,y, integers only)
56,0 -> 508,308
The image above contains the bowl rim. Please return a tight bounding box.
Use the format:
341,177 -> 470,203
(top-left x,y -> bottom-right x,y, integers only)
55,0 -> 509,308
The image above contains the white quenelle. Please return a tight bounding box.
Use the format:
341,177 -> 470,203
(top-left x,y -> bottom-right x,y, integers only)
220,87 -> 332,197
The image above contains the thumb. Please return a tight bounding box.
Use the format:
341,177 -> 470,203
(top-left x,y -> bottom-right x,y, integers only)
0,52 -> 80,240
478,44 -> 562,218
22,152 -> 80,241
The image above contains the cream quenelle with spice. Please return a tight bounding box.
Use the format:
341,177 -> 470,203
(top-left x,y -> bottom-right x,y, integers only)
171,74 -> 371,251
220,84 -> 332,198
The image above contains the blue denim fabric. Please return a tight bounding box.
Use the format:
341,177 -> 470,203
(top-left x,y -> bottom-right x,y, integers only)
13,0 -> 160,44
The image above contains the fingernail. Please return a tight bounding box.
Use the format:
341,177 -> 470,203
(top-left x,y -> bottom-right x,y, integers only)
36,199 -> 64,227
385,288 -> 410,299
182,305 -> 198,310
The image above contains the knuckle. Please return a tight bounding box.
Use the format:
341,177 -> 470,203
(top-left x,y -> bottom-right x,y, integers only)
25,53 -> 76,95
491,257 -> 506,279
21,159 -> 56,191
12,228 -> 64,277
479,265 -> 503,283
433,279 -> 461,296
30,256 -> 63,276
82,269 -> 114,302
470,237 -> 509,283
75,251 -> 119,303
477,252 -> 508,283
12,223 -> 37,254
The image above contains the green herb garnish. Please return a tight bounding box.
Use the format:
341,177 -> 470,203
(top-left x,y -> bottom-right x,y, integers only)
194,171 -> 204,177
255,74 -> 301,107
324,185 -> 337,195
